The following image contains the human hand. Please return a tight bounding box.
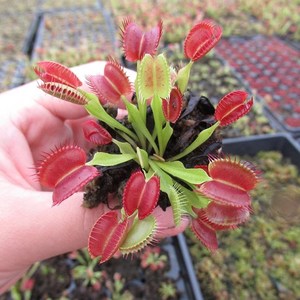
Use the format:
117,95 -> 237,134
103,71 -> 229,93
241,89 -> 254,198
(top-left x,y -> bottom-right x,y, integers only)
0,61 -> 189,293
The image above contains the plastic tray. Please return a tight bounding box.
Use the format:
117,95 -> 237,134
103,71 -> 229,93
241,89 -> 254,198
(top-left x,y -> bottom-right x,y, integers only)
175,133 -> 300,300
222,133 -> 300,169
173,235 -> 205,300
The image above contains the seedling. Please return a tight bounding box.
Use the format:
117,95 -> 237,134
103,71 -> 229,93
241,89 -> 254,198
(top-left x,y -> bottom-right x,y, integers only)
159,282 -> 178,300
140,246 -> 167,271
71,248 -> 103,289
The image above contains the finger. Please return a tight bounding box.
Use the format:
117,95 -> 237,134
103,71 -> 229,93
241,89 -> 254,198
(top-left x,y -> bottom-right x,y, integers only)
0,187 -> 107,269
34,61 -> 107,120
0,61 -> 136,122
153,206 -> 191,239
0,79 -> 84,120
35,61 -> 137,120
0,61 -> 107,122
0,270 -> 26,294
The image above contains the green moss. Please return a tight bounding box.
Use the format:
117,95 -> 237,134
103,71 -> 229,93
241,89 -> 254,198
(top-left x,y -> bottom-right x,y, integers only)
186,150 -> 300,299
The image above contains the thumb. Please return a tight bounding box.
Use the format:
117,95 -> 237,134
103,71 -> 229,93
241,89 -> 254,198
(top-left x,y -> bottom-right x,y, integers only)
0,183 -> 111,294
0,188 -> 106,268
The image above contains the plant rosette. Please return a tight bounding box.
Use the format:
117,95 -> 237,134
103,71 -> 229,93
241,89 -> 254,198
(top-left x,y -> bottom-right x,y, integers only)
34,18 -> 259,263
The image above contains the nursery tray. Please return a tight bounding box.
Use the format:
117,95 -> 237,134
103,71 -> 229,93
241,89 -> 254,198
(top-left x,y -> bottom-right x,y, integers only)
176,133 -> 300,300
0,0 -> 38,14
263,105 -> 300,136
215,36 -> 300,135
0,238 -> 198,299
31,8 -> 117,62
22,13 -> 42,57
161,237 -> 201,300
0,11 -> 41,91
222,133 -> 300,169
173,235 -> 205,300
37,0 -> 100,12
0,11 -> 38,57
280,36 -> 300,52
0,59 -> 27,92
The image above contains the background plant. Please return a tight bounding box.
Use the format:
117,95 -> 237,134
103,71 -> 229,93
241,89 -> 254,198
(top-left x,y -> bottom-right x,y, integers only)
70,248 -> 103,290
186,150 -> 300,299
159,282 -> 178,300
8,263 -> 39,300
140,246 -> 167,271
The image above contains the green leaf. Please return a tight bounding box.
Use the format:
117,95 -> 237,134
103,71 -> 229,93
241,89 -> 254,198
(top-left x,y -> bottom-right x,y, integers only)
177,183 -> 208,215
151,94 -> 165,124
148,160 -> 173,194
154,160 -> 210,184
161,122 -> 173,155
169,121 -> 219,161
120,215 -> 156,253
11,286 -> 22,300
135,60 -> 142,100
87,152 -> 134,167
135,61 -> 148,124
168,184 -> 187,225
154,54 -> 172,98
137,147 -> 149,170
139,54 -> 171,99
144,168 -> 155,181
131,122 -> 147,149
176,61 -> 193,93
151,94 -> 165,156
113,139 -> 137,157
191,193 -> 210,209
124,99 -> 159,154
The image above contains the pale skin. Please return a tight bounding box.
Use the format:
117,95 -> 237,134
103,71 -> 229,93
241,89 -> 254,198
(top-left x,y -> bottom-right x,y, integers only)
0,61 -> 190,293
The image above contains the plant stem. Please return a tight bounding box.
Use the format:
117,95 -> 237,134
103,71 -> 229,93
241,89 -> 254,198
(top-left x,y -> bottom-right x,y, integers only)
115,130 -> 138,148
83,91 -> 138,142
151,94 -> 165,156
176,60 -> 193,93
123,98 -> 159,154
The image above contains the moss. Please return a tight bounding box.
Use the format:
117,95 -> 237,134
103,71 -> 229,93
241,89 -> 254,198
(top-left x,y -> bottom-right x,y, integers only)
186,150 -> 300,299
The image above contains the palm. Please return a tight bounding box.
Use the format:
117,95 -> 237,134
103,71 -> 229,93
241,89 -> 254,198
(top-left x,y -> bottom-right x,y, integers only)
0,81 -> 92,189
0,64 -> 103,292
0,62 -> 188,294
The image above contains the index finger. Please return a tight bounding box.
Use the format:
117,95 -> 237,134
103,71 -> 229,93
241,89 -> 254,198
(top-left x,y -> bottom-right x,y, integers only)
0,62 -> 101,121
35,61 -> 107,120
35,60 -> 137,120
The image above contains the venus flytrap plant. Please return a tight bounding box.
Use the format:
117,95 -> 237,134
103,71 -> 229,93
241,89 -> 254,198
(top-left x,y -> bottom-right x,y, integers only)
35,18 -> 259,263
82,119 -> 113,145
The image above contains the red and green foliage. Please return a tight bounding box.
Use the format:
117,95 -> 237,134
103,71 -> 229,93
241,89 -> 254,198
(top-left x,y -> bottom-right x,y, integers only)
35,19 -> 258,262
